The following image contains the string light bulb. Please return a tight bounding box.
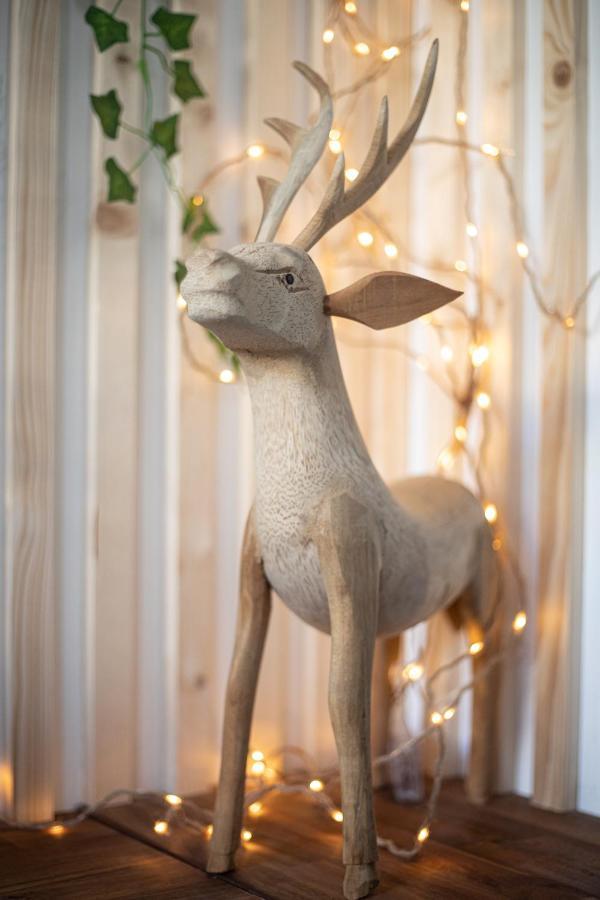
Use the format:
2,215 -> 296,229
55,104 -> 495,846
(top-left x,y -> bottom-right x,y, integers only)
438,447 -> 455,471
191,194 -> 204,207
513,611 -> 527,633
481,143 -> 500,157
241,828 -> 253,842
460,0 -> 470,11
219,368 -> 235,384
353,42 -> 370,56
251,750 -> 264,762
329,139 -> 342,154
177,293 -> 187,311
357,231 -> 374,247
454,259 -> 468,272
492,537 -> 502,551
309,779 -> 324,792
454,424 -> 468,442
443,706 -> 456,720
384,242 -> 398,258
516,241 -> 529,259
345,167 -> 359,182
165,793 -> 182,807
470,344 -> 490,367
476,391 -> 491,409
344,1 -> 357,12
205,824 -> 214,837
382,46 -> 400,61
332,809 -> 344,823
564,315 -> 575,329
403,661 -> 424,682
246,144 -> 264,159
440,344 -> 454,362
322,28 -> 335,44
456,110 -> 468,125
47,824 -> 66,837
430,711 -> 443,726
466,222 -> 478,237
484,502 -> 498,523
469,640 -> 484,655
248,801 -> 263,816
154,820 -> 169,835
250,759 -> 266,776
417,826 -> 430,842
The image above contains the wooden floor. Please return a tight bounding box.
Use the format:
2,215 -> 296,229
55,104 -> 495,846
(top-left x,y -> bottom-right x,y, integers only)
1,780 -> 599,899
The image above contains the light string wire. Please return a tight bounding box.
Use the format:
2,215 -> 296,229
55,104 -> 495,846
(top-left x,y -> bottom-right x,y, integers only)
1,0 -> 574,862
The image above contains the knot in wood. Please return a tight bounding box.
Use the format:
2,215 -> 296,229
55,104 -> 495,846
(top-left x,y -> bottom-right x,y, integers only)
552,59 -> 572,88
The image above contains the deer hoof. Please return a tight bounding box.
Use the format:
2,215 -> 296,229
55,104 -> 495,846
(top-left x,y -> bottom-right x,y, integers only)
343,863 -> 379,899
206,850 -> 236,874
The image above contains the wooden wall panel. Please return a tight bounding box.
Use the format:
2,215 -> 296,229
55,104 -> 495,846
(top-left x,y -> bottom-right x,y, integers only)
3,0 -> 61,821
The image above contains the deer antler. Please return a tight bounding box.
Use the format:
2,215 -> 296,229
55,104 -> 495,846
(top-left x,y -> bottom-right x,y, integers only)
255,62 -> 333,243
293,40 -> 439,252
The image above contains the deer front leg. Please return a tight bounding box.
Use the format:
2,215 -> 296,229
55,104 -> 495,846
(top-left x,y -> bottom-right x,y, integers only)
207,510 -> 271,874
313,493 -> 381,900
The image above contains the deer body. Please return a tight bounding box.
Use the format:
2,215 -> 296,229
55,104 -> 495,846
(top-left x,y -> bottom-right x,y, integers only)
182,42 -> 499,900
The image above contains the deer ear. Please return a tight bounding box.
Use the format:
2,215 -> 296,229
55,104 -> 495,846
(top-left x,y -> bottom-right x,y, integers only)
324,271 -> 462,330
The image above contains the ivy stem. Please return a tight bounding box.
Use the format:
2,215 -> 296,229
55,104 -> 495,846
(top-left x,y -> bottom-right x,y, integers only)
128,144 -> 153,175
110,0 -> 124,14
139,0 -> 152,133
144,43 -> 174,77
121,121 -> 150,141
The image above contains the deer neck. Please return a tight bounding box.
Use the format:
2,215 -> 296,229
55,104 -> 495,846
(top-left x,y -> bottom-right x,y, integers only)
238,322 -> 374,492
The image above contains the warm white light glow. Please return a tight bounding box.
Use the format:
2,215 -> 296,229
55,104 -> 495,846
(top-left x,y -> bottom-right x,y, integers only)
456,110 -> 468,125
248,802 -> 263,816
516,241 -> 529,259
309,779 -> 324,792
470,344 -> 490,367
443,707 -> 456,720
332,810 -> 344,822
251,750 -> 264,762
354,42 -> 370,56
205,824 -> 214,837
481,142 -> 500,157
492,537 -> 502,551
384,242 -> 398,259
345,167 -> 359,182
403,661 -> 424,682
484,503 -> 498,524
469,640 -> 484,655
476,391 -> 491,410
219,368 -> 235,384
440,344 -> 454,362
430,711 -> 443,726
454,424 -> 468,443
246,144 -> 264,159
329,128 -> 341,141
417,826 -> 430,842
466,222 -> 478,237
438,447 -> 454,471
382,45 -> 400,61
48,824 -> 66,837
460,0 -> 470,11
357,231 -> 374,247
192,194 -> 204,207
241,829 -> 253,842
513,611 -> 527,633
165,793 -> 182,807
251,760 -> 266,776
454,259 -> 468,273
564,315 -> 575,329
345,0 -> 357,12
177,293 -> 187,311
329,139 -> 342,154
322,28 -> 335,44
154,820 -> 169,835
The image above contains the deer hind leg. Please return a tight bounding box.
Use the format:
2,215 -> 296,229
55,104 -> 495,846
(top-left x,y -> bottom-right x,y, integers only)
207,511 -> 271,874
371,634 -> 401,788
314,494 -> 381,900
446,530 -> 501,804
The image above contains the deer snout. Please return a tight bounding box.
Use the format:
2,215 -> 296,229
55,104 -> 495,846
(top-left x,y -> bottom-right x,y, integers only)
182,249 -> 249,325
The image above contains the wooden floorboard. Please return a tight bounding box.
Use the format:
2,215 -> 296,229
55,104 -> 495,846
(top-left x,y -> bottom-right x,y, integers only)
2,780 -> 599,899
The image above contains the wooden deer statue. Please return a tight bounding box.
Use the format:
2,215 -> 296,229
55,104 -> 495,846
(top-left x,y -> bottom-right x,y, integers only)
181,39 -> 499,900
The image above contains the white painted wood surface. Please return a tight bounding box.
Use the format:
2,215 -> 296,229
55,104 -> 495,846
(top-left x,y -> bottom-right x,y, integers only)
1,0 -> 599,821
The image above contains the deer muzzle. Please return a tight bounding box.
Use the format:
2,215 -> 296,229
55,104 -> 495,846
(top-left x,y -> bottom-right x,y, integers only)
182,248 -> 250,326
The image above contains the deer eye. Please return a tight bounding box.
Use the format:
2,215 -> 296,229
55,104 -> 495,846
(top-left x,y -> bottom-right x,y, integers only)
284,273 -> 295,285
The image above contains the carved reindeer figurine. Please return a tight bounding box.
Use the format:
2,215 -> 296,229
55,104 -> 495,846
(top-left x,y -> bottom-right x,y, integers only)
182,39 -> 499,900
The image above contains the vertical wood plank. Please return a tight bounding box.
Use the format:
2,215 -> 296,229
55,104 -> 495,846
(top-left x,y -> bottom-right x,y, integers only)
4,0 -> 61,821
533,0 -> 587,811
88,0 -> 142,799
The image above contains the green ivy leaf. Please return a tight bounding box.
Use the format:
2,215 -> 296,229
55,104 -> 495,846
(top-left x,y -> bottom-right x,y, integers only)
150,7 -> 195,51
150,114 -> 179,159
181,198 -> 196,234
105,157 -> 136,203
173,60 -> 205,103
174,259 -> 187,289
191,208 -> 219,242
85,5 -> 129,52
90,89 -> 122,139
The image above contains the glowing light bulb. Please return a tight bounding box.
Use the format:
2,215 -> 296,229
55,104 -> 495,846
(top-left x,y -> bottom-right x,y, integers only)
345,1 -> 357,12
564,315 -> 575,329
309,779 -> 324,792
440,344 -> 454,362
403,661 -> 424,682
443,707 -> 456,720
192,194 -> 204,207
246,144 -> 264,159
241,828 -> 253,842
438,447 -> 454,471
513,611 -> 527,633
322,28 -> 335,44
248,802 -> 263,816
205,824 -> 214,837
417,826 -> 430,842
177,293 -> 187,311
469,640 -> 484,655
460,0 -> 470,11
251,760 -> 266,776
470,344 -> 490,367
48,824 -> 66,837
165,793 -> 182,807
251,750 -> 264,762
492,537 -> 502,551
456,110 -> 468,125
154,820 -> 169,835
382,46 -> 400,61
476,391 -> 491,410
454,259 -> 468,273
384,242 -> 398,259
329,139 -> 342,154
516,241 -> 529,259
430,711 -> 443,726
329,128 -> 341,141
219,368 -> 235,384
332,810 -> 344,823
345,167 -> 359,182
454,424 -> 468,443
481,143 -> 500,157
466,222 -> 478,237
484,503 -> 498,524
357,231 -> 374,247
354,42 -> 370,56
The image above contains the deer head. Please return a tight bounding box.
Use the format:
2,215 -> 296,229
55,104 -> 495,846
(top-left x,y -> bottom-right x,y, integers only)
182,40 -> 460,356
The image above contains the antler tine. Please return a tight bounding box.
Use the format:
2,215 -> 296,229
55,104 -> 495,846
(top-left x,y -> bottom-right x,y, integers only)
254,61 -> 333,243
293,39 -> 439,252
